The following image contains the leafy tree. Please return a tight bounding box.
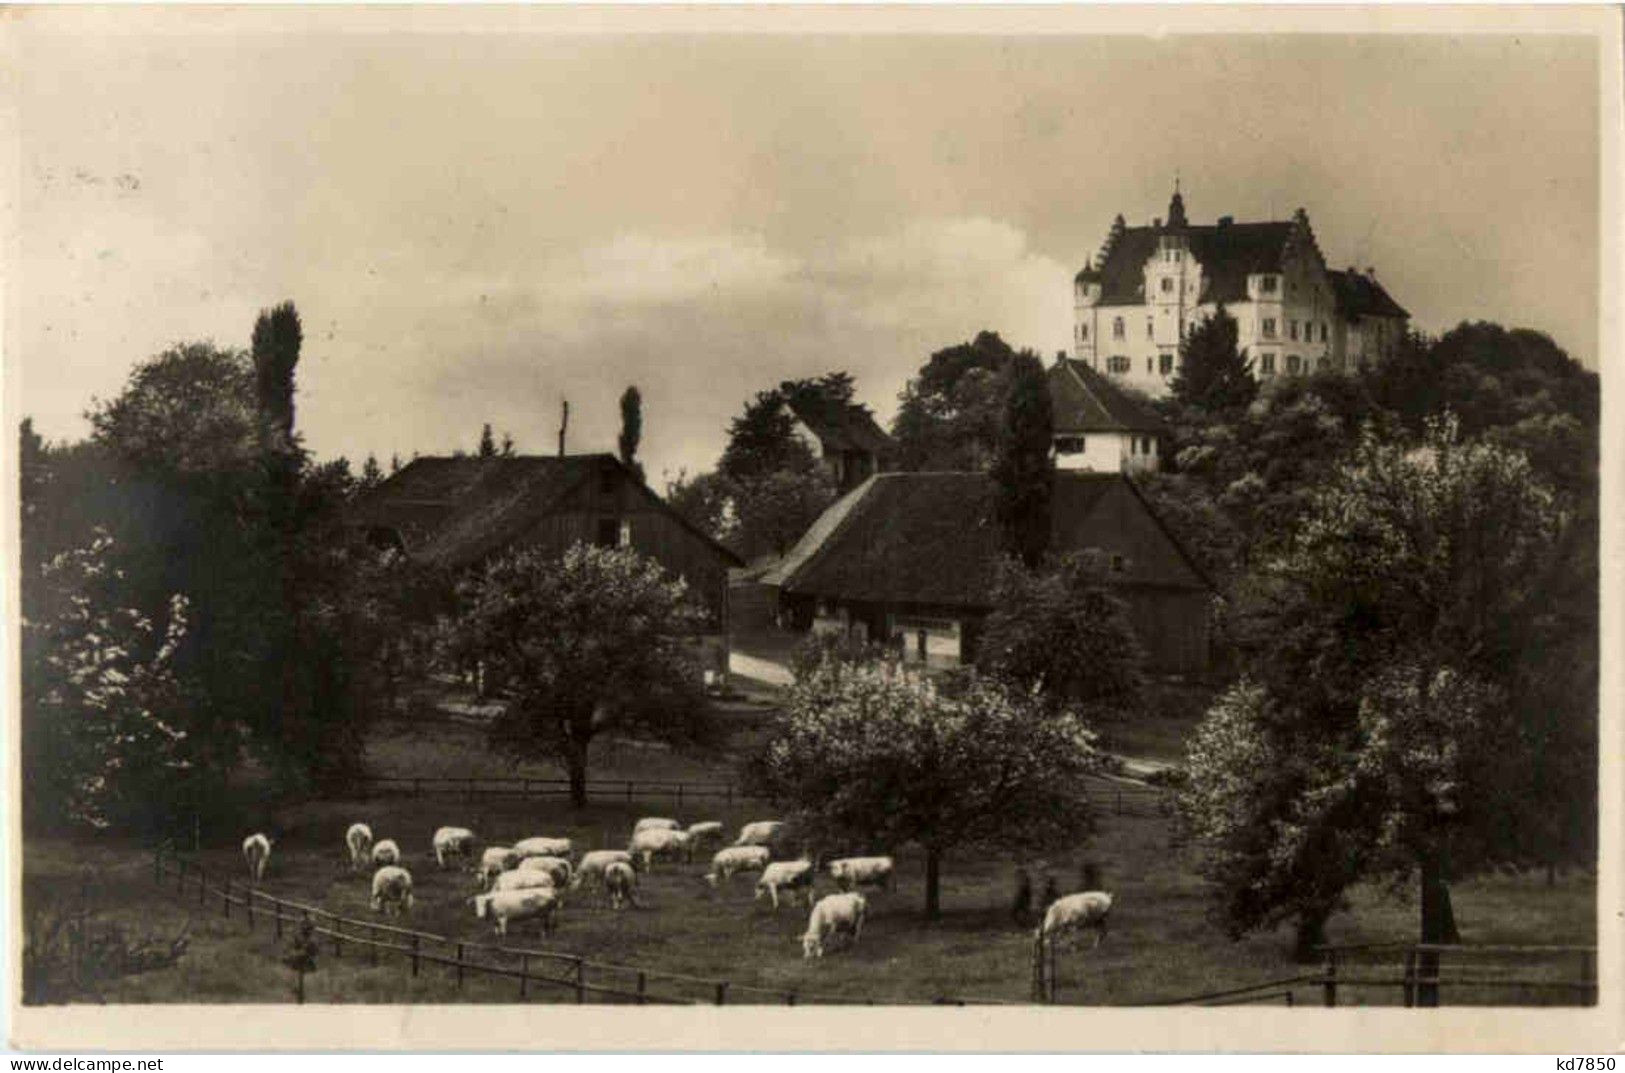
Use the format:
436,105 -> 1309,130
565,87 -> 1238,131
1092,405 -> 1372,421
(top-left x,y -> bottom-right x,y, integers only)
1170,305 -> 1255,414
746,660 -> 1101,918
88,343 -> 263,480
390,452 -> 402,474
977,552 -> 1146,720
719,390 -> 815,485
500,431 -> 515,457
21,531 -> 195,832
618,386 -> 645,483
892,331 -> 1017,471
664,469 -> 740,550
448,543 -> 710,806
989,351 -> 1054,569
251,301 -> 302,448
359,453 -> 385,490
478,423 -> 497,458
730,464 -> 837,559
1182,417 -> 1579,954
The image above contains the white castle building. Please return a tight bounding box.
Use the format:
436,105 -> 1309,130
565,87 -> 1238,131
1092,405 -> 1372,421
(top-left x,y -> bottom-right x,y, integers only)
1072,187 -> 1410,398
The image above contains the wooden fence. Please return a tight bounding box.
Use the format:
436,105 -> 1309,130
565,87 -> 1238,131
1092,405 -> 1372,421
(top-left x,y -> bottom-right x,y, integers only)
150,843 -> 1011,1007
1138,943 -> 1598,1008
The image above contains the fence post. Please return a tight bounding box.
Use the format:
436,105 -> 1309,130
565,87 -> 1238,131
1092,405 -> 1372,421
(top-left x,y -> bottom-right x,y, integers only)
524,778 -> 532,802
369,923 -> 379,966
411,934 -> 420,977
715,981 -> 728,1005
519,955 -> 529,999
154,845 -> 162,886
456,943 -> 465,989
727,786 -> 734,807
1402,949 -> 1416,1007
1285,990 -> 1294,1007
1581,949 -> 1597,1005
197,863 -> 206,907
275,900 -> 284,940
625,781 -> 632,803
1322,950 -> 1339,1008
1116,789 -> 1123,816
246,887 -> 254,931
574,957 -> 585,1003
637,971 -> 647,1005
177,856 -> 186,895
223,876 -> 232,920
332,915 -> 342,958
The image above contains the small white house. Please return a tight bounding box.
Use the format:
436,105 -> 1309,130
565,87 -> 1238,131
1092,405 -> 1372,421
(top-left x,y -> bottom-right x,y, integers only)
1047,354 -> 1166,474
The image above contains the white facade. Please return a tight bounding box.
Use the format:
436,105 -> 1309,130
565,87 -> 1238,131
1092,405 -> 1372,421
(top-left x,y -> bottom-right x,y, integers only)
1053,430 -> 1159,474
1073,197 -> 1405,400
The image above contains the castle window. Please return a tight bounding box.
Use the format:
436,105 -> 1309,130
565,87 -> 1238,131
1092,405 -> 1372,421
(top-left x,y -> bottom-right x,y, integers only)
1110,553 -> 1126,573
1260,354 -> 1277,376
1290,321 -> 1299,341
1146,319 -> 1154,340
1159,352 -> 1174,375
1080,324 -> 1089,341
1287,354 -> 1302,374
1160,277 -> 1174,294
1146,357 -> 1153,374
1262,318 -> 1278,339
1107,355 -> 1131,374
1321,322 -> 1329,343
1112,317 -> 1125,340
1260,275 -> 1278,294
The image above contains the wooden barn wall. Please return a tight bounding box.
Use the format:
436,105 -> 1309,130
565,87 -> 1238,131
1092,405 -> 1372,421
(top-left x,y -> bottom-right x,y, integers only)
1117,586 -> 1210,675
511,467 -> 732,626
1055,483 -> 1206,591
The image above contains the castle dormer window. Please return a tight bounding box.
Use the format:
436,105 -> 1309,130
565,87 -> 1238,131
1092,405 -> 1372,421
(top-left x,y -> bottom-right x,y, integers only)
1160,277 -> 1174,294
1260,275 -> 1279,294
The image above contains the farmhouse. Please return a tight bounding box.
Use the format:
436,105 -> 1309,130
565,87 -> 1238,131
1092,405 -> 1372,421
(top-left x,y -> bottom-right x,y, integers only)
348,454 -> 742,659
1073,185 -> 1410,397
1047,355 -> 1169,474
785,394 -> 896,493
764,471 -> 1213,674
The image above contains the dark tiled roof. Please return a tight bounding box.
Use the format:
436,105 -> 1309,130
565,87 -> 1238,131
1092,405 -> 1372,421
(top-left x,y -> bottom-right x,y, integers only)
1328,269 -> 1410,320
786,397 -> 896,456
776,471 -> 1206,608
347,454 -> 741,569
1049,359 -> 1168,434
1091,221 -> 1295,306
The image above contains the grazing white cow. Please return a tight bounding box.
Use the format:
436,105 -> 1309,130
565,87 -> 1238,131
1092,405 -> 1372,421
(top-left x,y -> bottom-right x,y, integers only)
733,820 -> 783,848
704,845 -> 771,888
802,892 -> 866,958
517,855 -> 573,888
632,817 -> 681,835
472,888 -> 559,937
571,850 -> 634,893
489,869 -> 557,895
755,859 -> 815,910
370,839 -> 402,867
1036,891 -> 1113,949
828,856 -> 894,893
345,823 -> 373,872
685,821 -> 725,857
370,865 -> 414,916
627,827 -> 691,871
604,861 -> 640,910
432,826 -> 477,869
242,833 -> 273,882
513,836 -> 572,860
476,847 -> 521,890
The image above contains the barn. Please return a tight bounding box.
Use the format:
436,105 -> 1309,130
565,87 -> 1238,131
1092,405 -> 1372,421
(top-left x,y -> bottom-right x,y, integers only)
763,470 -> 1213,675
348,454 -> 742,667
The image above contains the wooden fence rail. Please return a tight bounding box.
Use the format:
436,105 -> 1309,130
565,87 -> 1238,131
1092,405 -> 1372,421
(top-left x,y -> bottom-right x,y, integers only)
151,844 -> 994,1007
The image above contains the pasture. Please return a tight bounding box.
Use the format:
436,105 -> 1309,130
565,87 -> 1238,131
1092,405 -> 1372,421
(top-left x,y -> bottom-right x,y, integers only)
22,780 -> 1595,1006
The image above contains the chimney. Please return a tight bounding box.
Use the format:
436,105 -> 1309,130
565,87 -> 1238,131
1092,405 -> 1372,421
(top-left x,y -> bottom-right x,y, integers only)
1152,217 -> 1162,228
1365,266 -> 1377,279
1217,215 -> 1233,228
557,399 -> 569,457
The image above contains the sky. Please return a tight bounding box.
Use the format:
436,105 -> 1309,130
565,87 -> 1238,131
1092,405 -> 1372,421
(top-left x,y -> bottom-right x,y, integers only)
8,10 -> 1605,486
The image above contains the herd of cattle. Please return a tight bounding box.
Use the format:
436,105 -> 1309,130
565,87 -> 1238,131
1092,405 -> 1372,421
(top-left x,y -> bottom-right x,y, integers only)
238,820 -> 1114,965
238,818 -> 897,959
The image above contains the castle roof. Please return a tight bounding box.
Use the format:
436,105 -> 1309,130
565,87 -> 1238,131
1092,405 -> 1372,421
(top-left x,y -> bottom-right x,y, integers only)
1085,219 -> 1296,307
785,396 -> 896,457
1328,268 -> 1410,320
